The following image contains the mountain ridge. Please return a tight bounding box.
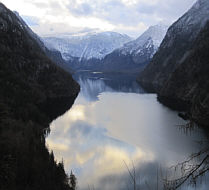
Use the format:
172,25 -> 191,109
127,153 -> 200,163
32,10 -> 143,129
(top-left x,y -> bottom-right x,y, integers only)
90,24 -> 168,73
43,31 -> 132,61
0,3 -> 79,189
138,0 -> 209,91
137,0 -> 209,127
13,11 -> 73,73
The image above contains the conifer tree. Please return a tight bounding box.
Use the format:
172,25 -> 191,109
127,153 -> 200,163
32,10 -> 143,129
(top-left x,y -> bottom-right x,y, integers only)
69,170 -> 77,190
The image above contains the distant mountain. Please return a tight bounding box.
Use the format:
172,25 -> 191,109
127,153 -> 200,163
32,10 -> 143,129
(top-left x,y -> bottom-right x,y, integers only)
0,2 -> 79,189
138,0 -> 209,127
42,25 -> 168,72
118,24 -> 168,59
43,31 -> 132,61
94,24 -> 168,72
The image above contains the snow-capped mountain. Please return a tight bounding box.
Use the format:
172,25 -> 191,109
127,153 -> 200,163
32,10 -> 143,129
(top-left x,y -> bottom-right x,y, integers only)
119,24 -> 168,59
91,24 -> 168,72
43,31 -> 132,61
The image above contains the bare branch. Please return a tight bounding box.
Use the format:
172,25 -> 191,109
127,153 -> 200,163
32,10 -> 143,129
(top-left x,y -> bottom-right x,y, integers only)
164,151 -> 209,189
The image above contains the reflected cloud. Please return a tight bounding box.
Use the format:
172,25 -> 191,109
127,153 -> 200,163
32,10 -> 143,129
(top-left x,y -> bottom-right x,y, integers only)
46,139 -> 69,152
46,73 -> 206,189
94,146 -> 153,175
68,105 -> 86,121
47,120 -> 153,188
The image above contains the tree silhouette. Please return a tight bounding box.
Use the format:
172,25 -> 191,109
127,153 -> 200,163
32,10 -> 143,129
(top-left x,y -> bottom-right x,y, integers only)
69,170 -> 77,190
163,122 -> 209,189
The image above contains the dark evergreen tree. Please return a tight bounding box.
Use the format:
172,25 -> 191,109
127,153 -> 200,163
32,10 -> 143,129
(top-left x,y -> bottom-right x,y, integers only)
69,170 -> 77,190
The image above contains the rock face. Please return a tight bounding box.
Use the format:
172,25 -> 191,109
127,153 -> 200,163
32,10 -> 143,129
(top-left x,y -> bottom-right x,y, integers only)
0,3 -> 79,189
96,24 -> 168,73
138,0 -> 209,91
138,0 -> 209,127
159,21 -> 209,127
45,48 -> 73,73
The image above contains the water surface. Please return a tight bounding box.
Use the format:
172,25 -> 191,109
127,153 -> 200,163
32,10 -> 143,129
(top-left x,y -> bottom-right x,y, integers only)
47,72 -> 208,190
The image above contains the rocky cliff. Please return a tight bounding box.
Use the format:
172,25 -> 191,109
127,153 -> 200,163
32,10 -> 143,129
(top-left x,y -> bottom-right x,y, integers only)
159,21 -> 209,127
138,0 -> 209,91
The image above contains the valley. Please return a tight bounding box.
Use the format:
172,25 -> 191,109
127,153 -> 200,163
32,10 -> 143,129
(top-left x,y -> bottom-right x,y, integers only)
0,0 -> 209,189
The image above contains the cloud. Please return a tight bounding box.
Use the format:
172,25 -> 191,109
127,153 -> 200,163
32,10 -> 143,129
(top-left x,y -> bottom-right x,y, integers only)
68,2 -> 93,16
21,15 -> 40,26
0,0 -> 196,37
65,0 -> 196,33
67,0 -> 150,26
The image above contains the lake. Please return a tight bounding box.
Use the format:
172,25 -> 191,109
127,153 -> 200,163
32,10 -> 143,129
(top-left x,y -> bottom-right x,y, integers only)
46,72 -> 208,190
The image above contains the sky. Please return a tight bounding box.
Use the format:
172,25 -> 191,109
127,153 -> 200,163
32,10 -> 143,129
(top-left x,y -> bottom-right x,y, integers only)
0,0 -> 196,37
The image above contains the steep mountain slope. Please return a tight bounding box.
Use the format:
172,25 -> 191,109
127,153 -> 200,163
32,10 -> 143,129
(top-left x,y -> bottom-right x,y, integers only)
138,0 -> 209,127
97,24 -> 168,72
159,21 -> 209,127
14,11 -> 73,73
138,0 -> 209,91
0,3 -> 79,189
119,24 -> 168,59
43,31 -> 132,61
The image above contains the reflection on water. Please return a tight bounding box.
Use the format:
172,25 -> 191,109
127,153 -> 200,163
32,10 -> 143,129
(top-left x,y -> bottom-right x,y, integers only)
73,72 -> 145,101
47,72 -> 208,190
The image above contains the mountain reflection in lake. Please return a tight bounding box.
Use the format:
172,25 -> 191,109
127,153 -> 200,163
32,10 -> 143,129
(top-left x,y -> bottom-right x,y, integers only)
46,72 -> 208,190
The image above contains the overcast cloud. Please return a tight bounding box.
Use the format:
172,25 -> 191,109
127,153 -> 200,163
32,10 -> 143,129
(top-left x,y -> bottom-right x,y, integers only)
0,0 -> 196,38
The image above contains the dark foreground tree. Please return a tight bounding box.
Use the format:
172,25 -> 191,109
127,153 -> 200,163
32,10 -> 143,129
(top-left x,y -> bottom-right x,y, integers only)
69,170 -> 77,190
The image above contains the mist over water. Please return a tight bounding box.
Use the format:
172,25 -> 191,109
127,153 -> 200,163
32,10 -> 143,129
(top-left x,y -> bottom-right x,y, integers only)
46,72 -> 208,190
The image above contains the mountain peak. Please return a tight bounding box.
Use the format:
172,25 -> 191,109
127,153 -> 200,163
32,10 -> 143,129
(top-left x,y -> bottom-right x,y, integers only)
120,24 -> 168,56
193,0 -> 208,8
0,2 -> 5,8
136,24 -> 168,44
43,31 -> 132,60
172,0 -> 209,30
138,0 -> 209,91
